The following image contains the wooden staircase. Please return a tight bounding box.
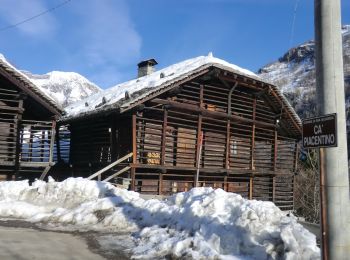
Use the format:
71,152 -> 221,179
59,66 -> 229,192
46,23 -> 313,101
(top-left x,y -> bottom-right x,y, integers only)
87,152 -> 133,188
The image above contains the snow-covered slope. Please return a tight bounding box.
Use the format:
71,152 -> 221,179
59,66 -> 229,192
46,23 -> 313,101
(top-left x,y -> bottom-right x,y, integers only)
22,70 -> 102,107
258,25 -> 350,121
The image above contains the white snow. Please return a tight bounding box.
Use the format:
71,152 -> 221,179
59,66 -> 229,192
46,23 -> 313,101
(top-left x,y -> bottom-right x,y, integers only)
64,54 -> 260,119
0,53 -> 100,108
0,177 -> 320,259
27,71 -> 101,106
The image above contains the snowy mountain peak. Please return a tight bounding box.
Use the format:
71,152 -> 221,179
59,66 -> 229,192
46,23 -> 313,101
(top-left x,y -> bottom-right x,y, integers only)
22,70 -> 102,107
258,25 -> 350,122
278,40 -> 315,64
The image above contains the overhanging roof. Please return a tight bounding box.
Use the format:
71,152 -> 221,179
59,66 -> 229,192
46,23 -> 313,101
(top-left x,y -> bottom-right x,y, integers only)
62,54 -> 302,136
0,56 -> 62,116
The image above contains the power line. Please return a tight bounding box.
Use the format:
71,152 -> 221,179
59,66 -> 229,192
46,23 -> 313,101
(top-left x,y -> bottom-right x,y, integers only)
289,0 -> 301,49
0,0 -> 72,33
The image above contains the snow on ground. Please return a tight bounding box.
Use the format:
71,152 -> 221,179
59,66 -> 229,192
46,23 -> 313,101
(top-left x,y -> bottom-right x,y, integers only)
0,177 -> 320,259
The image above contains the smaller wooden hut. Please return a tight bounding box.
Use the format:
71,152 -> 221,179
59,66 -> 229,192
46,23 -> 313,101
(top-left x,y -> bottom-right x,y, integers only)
59,54 -> 301,210
0,56 -> 62,180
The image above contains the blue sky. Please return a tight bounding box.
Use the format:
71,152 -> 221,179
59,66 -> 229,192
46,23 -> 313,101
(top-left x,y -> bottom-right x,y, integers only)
0,0 -> 349,89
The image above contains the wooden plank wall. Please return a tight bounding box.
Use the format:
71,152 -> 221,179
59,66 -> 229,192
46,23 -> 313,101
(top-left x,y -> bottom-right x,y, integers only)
132,78 -> 297,209
58,75 -> 297,210
0,85 -> 56,180
0,87 -> 20,179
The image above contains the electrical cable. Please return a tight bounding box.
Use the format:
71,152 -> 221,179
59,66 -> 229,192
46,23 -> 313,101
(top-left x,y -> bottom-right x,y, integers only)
0,0 -> 72,32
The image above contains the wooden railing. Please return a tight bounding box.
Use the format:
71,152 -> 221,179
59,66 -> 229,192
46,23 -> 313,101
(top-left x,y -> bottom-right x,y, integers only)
87,152 -> 133,181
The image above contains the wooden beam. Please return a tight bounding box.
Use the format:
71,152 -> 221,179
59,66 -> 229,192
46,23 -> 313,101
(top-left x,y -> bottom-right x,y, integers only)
55,124 -> 62,162
49,121 -> 56,164
110,115 -> 117,161
199,84 -> 204,108
132,114 -> 137,164
194,114 -> 203,187
151,98 -> 275,129
87,152 -> 133,180
129,163 -> 294,176
273,129 -> 278,171
103,166 -> 131,182
131,114 -> 137,191
293,141 -> 298,172
249,177 -> 253,200
159,172 -> 163,195
250,98 -> 256,170
225,120 -> 230,169
14,99 -> 23,180
161,109 -> 168,165
39,165 -> 52,180
272,176 -> 276,202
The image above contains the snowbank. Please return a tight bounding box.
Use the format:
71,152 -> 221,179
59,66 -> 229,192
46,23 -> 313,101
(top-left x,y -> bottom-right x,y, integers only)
0,178 -> 320,259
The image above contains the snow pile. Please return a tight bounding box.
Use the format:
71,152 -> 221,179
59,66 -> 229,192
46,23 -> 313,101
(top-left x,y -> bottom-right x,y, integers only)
0,178 -> 320,259
64,54 -> 260,119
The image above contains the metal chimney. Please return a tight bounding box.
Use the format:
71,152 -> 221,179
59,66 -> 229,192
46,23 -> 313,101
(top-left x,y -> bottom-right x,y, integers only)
137,59 -> 158,78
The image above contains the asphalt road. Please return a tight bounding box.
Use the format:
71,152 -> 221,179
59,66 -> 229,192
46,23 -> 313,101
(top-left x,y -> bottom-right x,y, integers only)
0,220 -> 130,260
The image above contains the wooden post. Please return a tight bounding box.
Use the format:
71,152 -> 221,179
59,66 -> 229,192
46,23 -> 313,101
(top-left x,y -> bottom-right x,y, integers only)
161,109 -> 168,165
159,172 -> 163,195
199,84 -> 204,108
110,115 -> 117,161
224,175 -> 228,191
55,123 -> 62,163
48,120 -> 56,164
250,98 -> 256,170
40,130 -> 45,162
131,114 -> 137,191
28,126 -> 33,161
195,131 -> 203,187
293,141 -> 298,172
249,176 -> 253,200
272,176 -> 276,202
14,99 -> 23,180
225,120 -> 230,169
273,129 -> 278,171
194,114 -> 202,187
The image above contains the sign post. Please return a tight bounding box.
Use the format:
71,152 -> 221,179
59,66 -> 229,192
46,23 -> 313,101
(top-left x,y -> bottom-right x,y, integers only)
302,113 -> 338,260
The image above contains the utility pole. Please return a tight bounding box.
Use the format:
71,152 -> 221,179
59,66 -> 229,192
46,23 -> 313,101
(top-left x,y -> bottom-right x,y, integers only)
314,0 -> 350,259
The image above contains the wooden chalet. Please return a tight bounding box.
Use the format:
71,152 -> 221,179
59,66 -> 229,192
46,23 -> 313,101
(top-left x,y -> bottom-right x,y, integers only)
60,54 -> 301,210
0,56 -> 62,180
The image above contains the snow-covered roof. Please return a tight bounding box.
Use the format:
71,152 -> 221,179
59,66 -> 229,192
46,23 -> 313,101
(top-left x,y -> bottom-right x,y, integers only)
63,54 -> 301,133
0,54 -> 63,115
64,54 -> 257,117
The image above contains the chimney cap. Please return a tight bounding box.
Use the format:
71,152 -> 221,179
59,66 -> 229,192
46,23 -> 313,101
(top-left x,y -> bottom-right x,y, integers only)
137,58 -> 158,68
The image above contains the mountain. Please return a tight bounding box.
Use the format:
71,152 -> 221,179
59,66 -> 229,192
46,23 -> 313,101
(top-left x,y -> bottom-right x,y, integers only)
258,25 -> 350,122
22,70 -> 102,107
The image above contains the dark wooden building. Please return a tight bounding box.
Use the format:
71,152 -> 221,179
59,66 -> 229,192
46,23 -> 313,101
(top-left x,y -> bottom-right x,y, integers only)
0,57 -> 62,180
60,55 -> 301,210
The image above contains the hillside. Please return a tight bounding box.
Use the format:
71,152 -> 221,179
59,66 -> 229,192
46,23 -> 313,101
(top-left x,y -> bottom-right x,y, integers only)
258,25 -> 350,122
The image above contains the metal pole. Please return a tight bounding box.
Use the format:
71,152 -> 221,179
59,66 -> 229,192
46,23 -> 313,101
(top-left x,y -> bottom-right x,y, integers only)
319,148 -> 328,260
314,1 -> 350,259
